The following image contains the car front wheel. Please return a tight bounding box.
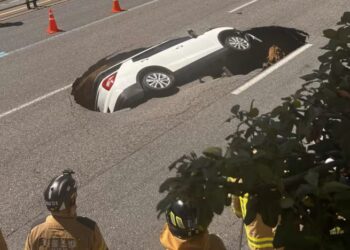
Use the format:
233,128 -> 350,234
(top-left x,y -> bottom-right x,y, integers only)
141,70 -> 175,92
224,35 -> 251,51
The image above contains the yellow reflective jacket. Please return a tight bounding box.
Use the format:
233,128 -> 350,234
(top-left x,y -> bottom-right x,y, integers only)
233,195 -> 283,250
0,229 -> 8,250
160,224 -> 227,250
24,214 -> 108,250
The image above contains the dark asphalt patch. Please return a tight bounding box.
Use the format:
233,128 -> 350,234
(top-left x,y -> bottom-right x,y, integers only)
0,21 -> 23,28
71,26 -> 309,113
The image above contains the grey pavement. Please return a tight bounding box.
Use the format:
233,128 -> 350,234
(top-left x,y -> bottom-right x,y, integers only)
0,0 -> 348,249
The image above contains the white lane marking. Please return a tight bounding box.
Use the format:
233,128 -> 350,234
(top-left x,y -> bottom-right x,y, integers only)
4,0 -> 159,57
0,0 -> 160,120
0,51 -> 8,58
228,0 -> 258,13
0,84 -> 71,119
231,43 -> 313,95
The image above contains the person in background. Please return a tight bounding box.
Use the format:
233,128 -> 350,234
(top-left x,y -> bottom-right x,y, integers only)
25,0 -> 38,10
24,169 -> 108,250
160,199 -> 227,250
0,229 -> 8,250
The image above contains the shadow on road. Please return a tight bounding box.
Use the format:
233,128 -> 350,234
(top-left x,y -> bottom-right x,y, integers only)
71,26 -> 309,113
0,21 -> 23,28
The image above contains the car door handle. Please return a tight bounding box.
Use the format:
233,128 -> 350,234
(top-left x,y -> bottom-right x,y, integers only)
175,45 -> 184,49
141,58 -> 149,62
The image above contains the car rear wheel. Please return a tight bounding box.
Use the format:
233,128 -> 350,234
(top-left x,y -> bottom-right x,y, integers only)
141,70 -> 175,92
224,35 -> 251,51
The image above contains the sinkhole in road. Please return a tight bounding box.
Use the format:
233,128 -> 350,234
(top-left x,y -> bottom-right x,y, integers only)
71,26 -> 309,113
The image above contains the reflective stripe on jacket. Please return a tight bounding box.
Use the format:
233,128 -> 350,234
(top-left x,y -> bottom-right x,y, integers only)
233,195 -> 279,250
160,224 -> 226,250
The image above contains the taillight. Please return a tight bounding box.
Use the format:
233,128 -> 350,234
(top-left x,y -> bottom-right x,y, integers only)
101,73 -> 116,91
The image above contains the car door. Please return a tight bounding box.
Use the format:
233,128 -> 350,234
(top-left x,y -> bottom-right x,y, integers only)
177,34 -> 221,66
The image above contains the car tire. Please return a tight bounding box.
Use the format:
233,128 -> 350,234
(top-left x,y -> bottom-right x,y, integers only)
141,69 -> 175,92
224,34 -> 251,51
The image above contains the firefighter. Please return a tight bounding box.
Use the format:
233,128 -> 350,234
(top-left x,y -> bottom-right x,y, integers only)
25,0 -> 38,9
0,229 -> 8,250
160,199 -> 227,250
232,194 -> 282,250
24,169 -> 108,250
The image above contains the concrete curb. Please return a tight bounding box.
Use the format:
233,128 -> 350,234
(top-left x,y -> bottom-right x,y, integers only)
0,0 -> 37,12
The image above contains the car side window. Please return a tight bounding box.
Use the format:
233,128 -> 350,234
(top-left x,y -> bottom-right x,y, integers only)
132,37 -> 191,62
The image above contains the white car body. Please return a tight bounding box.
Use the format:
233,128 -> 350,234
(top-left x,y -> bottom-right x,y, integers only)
95,27 -> 249,113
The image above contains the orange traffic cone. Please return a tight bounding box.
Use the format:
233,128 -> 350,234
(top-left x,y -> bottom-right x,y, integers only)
112,0 -> 125,13
47,8 -> 59,34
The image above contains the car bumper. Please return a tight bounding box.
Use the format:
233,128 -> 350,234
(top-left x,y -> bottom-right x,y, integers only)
96,83 -> 145,113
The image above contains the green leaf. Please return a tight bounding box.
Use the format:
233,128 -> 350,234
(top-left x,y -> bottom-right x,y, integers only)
207,188 -> 226,214
251,134 -> 265,146
244,196 -> 258,225
280,197 -> 294,208
293,99 -> 302,108
203,147 -> 222,159
159,177 -> 181,193
271,106 -> 283,117
323,29 -> 337,38
302,196 -> 315,208
304,170 -> 319,187
322,181 -> 350,194
248,108 -> 259,118
231,104 -> 240,114
257,164 -> 275,183
301,72 -> 319,81
244,126 -> 255,138
338,11 -> 350,24
334,190 -> 350,201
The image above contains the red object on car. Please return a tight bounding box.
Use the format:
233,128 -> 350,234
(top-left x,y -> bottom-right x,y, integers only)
102,74 -> 116,91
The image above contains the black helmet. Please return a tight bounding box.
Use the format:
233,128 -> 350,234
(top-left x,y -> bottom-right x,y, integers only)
44,169 -> 77,212
165,200 -> 203,239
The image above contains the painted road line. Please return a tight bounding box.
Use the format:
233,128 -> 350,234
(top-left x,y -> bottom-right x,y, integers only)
231,43 -> 313,95
0,0 -> 160,120
0,84 -> 71,119
229,0 -> 258,13
4,0 -> 159,57
0,51 -> 8,58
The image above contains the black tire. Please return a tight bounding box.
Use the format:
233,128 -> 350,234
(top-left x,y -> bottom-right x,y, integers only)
141,69 -> 175,92
224,34 -> 251,51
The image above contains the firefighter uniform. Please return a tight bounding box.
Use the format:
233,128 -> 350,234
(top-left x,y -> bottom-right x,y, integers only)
233,195 -> 282,250
0,229 -> 8,250
160,224 -> 226,250
24,214 -> 108,250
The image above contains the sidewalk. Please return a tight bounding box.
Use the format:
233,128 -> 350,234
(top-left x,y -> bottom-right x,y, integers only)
0,0 -> 27,11
0,0 -> 61,20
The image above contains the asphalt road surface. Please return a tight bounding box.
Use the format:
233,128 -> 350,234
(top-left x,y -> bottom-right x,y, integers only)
0,0 -> 348,249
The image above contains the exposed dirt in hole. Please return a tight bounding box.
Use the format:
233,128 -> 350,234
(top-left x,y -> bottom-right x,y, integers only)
71,48 -> 147,111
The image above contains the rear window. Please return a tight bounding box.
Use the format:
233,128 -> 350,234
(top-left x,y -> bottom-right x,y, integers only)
132,37 -> 191,62
95,64 -> 122,85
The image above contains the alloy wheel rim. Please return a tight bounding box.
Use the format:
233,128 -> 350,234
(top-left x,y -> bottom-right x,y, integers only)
145,73 -> 171,89
228,37 -> 249,50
